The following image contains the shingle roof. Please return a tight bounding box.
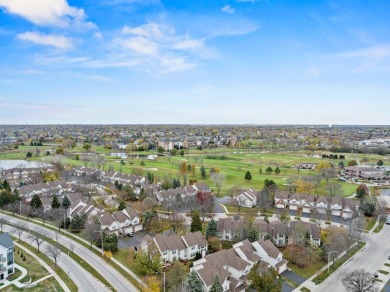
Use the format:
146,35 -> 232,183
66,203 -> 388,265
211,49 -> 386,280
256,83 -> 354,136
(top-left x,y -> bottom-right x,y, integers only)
256,239 -> 280,259
182,231 -> 207,247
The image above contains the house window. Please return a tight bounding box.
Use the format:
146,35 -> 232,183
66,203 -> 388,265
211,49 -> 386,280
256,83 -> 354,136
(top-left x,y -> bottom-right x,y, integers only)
163,251 -> 167,255
172,250 -> 176,254
191,246 -> 196,250
133,219 -> 138,224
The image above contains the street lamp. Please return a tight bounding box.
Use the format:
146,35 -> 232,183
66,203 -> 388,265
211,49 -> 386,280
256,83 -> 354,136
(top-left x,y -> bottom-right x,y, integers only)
328,251 -> 338,274
156,271 -> 165,292
94,230 -> 104,256
19,201 -> 21,216
59,212 -> 66,231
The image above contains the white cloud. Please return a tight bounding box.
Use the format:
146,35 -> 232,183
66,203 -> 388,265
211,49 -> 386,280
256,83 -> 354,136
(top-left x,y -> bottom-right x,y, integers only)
17,31 -> 73,49
93,32 -> 103,39
112,22 -> 208,73
221,5 -> 234,14
332,44 -> 390,72
0,0 -> 95,29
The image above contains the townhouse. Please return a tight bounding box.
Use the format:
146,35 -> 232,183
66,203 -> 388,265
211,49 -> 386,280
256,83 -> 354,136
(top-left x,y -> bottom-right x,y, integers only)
288,221 -> 321,246
191,238 -> 287,292
232,189 -> 258,208
0,233 -> 14,283
155,183 -> 211,205
140,231 -> 208,263
18,180 -> 72,202
98,207 -> 142,235
274,192 -> 360,219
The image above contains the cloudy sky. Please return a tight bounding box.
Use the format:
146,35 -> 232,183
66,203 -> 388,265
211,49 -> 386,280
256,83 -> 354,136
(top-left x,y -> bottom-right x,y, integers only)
0,0 -> 389,124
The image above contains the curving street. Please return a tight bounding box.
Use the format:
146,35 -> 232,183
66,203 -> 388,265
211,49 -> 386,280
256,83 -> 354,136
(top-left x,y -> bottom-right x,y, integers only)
3,224 -> 110,292
3,214 -> 139,292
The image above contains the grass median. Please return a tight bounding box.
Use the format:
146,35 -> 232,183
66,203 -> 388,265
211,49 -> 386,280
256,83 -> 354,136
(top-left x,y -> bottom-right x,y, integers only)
312,242 -> 366,284
16,239 -> 77,292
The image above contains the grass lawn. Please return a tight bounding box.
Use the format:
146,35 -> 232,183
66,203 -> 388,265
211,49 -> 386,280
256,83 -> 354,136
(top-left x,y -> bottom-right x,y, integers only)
364,217 -> 377,231
14,247 -> 50,282
6,268 -> 23,282
2,278 -> 64,292
313,242 -> 366,284
1,148 -> 365,197
289,260 -> 327,279
378,270 -> 389,275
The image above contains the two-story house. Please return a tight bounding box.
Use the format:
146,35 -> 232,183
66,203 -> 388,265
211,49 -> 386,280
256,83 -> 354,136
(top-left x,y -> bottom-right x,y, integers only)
233,189 -> 258,208
140,231 -> 208,263
98,207 -> 142,235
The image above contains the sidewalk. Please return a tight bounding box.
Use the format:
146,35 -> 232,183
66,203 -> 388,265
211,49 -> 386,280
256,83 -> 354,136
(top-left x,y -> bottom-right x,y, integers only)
14,241 -> 71,292
293,242 -> 363,292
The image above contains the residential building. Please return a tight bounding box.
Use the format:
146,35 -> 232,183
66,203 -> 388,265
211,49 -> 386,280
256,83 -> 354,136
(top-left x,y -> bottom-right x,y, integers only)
0,233 -> 14,283
98,207 -> 142,235
140,231 -> 208,263
232,189 -> 258,208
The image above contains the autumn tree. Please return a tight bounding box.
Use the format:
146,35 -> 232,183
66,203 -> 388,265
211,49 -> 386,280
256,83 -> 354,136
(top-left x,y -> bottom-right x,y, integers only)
134,250 -> 162,275
356,184 -> 369,202
166,261 -> 186,292
248,263 -> 282,292
295,180 -> 315,194
348,160 -> 358,166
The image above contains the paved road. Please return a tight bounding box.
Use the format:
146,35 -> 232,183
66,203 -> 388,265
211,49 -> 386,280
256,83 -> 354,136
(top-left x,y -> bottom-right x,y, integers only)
3,224 -> 109,292
3,215 -> 139,292
315,225 -> 390,292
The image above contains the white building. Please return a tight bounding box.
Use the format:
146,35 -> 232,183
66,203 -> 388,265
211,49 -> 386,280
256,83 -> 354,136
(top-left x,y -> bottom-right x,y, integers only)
0,233 -> 14,283
140,231 -> 208,263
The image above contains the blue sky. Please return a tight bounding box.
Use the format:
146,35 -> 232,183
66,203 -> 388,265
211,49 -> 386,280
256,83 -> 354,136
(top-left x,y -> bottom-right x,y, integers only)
0,0 -> 389,124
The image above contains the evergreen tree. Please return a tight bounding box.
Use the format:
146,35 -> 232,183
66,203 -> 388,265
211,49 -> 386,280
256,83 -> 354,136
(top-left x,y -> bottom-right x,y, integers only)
147,172 -> 154,183
190,210 -> 202,233
209,275 -> 223,292
30,194 -> 43,209
62,194 -> 71,209
200,165 -> 206,179
275,166 -> 281,175
51,195 -> 61,209
248,228 -> 259,242
206,218 -> 217,239
12,189 -> 21,202
304,230 -> 311,247
266,166 -> 273,174
118,201 -> 126,211
172,178 -> 181,189
245,171 -> 252,181
187,270 -> 203,292
2,180 -> 11,192
70,213 -> 85,231
139,188 -> 146,201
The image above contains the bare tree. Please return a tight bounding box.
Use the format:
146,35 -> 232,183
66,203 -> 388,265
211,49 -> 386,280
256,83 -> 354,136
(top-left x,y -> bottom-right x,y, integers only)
169,212 -> 185,234
45,242 -> 62,267
0,217 -> 7,232
326,182 -> 344,197
69,241 -> 76,254
13,222 -> 27,241
27,230 -> 46,252
320,168 -> 337,184
210,173 -> 225,197
84,220 -> 101,249
341,269 -> 378,292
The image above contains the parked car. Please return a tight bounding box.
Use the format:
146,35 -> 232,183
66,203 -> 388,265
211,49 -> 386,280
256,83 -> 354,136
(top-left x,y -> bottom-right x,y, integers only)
127,232 -> 134,237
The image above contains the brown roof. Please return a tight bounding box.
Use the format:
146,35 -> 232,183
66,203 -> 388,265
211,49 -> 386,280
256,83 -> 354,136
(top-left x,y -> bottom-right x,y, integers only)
182,231 -> 207,247
98,212 -> 114,226
154,234 -> 186,252
256,239 -> 280,259
112,211 -> 129,223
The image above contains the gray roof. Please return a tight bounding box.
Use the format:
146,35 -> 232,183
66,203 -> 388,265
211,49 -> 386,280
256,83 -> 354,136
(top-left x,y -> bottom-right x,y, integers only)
0,233 -> 14,249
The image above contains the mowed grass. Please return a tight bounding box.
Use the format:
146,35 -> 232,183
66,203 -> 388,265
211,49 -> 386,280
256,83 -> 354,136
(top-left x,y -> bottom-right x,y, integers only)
1,148 -> 380,197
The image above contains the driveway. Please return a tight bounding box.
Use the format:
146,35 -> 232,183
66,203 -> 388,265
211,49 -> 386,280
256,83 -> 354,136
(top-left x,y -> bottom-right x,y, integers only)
118,230 -> 147,249
215,196 -> 230,213
281,270 -> 306,286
